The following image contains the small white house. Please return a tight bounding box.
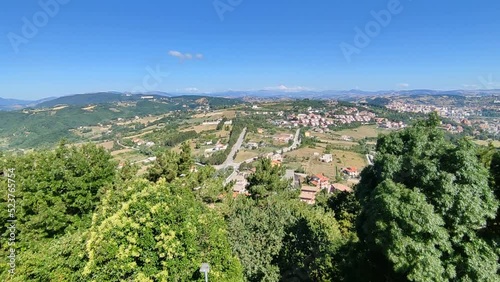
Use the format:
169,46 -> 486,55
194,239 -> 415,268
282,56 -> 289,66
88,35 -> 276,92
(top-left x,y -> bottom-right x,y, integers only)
320,154 -> 333,163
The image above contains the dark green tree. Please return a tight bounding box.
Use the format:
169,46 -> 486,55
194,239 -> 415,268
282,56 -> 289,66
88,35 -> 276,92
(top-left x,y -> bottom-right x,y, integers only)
247,158 -> 290,199
278,207 -> 343,282
0,143 -> 116,242
226,197 -> 295,281
356,115 -> 498,281
146,150 -> 180,182
486,151 -> 500,236
178,141 -> 194,175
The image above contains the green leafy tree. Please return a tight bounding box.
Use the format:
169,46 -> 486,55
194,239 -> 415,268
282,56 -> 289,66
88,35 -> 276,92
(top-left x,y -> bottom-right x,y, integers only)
0,143 -> 116,242
316,190 -> 360,237
278,207 -> 343,282
146,150 -> 180,182
247,158 -> 290,199
118,160 -> 139,181
2,230 -> 88,281
83,178 -> 243,281
356,115 -> 498,281
487,151 -> 500,236
178,141 -> 194,175
226,197 -> 295,281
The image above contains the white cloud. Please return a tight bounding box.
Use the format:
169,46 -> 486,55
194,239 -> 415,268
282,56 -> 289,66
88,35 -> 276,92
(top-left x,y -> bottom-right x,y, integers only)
264,84 -> 311,92
184,87 -> 199,92
168,50 -> 203,61
463,84 -> 479,89
168,50 -> 184,59
397,83 -> 410,88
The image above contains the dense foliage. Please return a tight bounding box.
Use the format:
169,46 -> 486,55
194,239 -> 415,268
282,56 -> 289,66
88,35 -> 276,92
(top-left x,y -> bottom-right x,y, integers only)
0,113 -> 498,281
83,178 -> 243,281
356,113 -> 499,281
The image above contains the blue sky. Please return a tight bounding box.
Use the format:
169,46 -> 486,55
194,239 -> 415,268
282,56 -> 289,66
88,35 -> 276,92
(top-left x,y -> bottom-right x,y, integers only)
1,0 -> 500,99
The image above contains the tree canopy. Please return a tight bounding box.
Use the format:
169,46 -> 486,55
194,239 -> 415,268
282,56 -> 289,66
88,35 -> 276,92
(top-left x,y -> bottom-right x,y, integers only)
356,115 -> 499,281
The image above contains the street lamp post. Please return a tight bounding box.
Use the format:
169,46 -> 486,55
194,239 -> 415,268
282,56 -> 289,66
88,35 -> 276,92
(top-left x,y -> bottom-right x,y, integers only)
200,263 -> 210,282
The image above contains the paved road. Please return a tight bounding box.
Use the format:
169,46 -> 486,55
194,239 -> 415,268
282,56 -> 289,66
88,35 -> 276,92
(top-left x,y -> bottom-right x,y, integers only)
216,128 -> 301,174
288,128 -> 301,151
223,127 -> 247,166
214,127 -> 247,170
116,140 -> 140,151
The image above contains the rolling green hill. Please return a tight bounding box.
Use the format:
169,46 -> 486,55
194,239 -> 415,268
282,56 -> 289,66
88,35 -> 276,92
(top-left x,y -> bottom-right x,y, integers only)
35,92 -> 165,108
0,95 -> 244,149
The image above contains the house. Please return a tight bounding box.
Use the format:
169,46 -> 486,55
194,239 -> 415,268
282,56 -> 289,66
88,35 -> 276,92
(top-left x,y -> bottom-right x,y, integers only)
299,185 -> 320,204
132,138 -> 144,146
271,153 -> 283,162
271,160 -> 282,167
273,133 -> 294,143
143,156 -> 157,164
214,143 -> 228,151
309,173 -> 330,190
331,183 -> 353,193
342,167 -> 359,178
233,174 -> 248,194
320,154 -> 333,163
283,169 -> 302,188
246,142 -> 259,149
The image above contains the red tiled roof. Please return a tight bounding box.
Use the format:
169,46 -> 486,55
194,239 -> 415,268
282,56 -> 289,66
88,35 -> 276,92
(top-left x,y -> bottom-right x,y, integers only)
314,173 -> 329,181
344,167 -> 357,173
332,183 -> 353,192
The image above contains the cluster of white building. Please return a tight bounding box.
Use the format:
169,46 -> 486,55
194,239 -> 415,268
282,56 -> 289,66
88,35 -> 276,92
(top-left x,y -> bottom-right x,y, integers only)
284,113 -> 334,128
327,108 -> 377,125
386,101 -> 479,119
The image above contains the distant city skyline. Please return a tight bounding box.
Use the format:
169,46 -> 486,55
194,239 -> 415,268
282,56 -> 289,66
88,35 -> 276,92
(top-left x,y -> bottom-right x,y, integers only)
1,0 -> 500,99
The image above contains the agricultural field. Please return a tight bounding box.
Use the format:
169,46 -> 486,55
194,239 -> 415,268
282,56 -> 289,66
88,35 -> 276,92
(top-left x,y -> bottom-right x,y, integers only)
474,140 -> 500,148
331,125 -> 387,140
192,110 -> 237,120
190,124 -> 218,133
111,149 -> 147,163
234,150 -> 259,163
97,141 -> 115,150
283,145 -> 367,180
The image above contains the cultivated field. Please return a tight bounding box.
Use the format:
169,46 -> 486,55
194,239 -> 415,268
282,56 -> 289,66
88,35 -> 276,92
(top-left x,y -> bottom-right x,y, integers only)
283,146 -> 366,179
474,140 -> 500,148
331,125 -> 387,140
98,141 -> 114,150
234,150 -> 259,163
192,110 -> 237,119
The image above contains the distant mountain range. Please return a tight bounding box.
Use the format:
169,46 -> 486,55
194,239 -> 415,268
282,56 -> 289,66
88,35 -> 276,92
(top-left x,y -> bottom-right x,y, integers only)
0,97 -> 57,110
1,89 -> 499,111
171,89 -> 500,100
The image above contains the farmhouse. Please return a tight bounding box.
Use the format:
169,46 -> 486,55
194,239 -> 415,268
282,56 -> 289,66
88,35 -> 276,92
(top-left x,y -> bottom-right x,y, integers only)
273,133 -> 294,143
320,154 -> 333,163
310,173 -> 330,190
299,185 -> 320,205
342,167 -> 359,178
